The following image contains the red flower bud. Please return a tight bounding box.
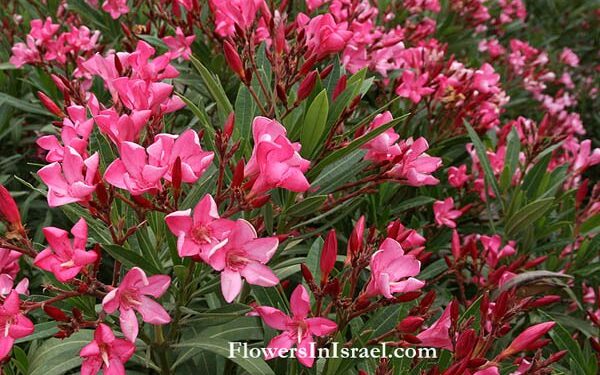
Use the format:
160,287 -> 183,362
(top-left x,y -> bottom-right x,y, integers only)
37,91 -> 64,118
231,158 -> 246,187
466,358 -> 487,368
419,290 -> 436,311
224,112 -> 235,139
224,41 -> 245,80
395,291 -> 422,302
50,74 -> 69,94
250,195 -> 271,208
576,179 -> 589,207
346,215 -> 365,264
590,338 -> 600,354
131,195 -> 154,209
320,229 -> 337,284
297,70 -> 318,102
333,75 -> 347,101
0,184 -> 22,228
43,305 -> 69,322
276,83 -> 288,104
527,295 -> 561,308
402,334 -> 422,344
451,229 -> 461,260
299,56 -> 316,76
320,64 -> 333,79
397,316 -> 424,333
323,278 -> 340,297
172,157 -> 182,192
300,263 -> 314,284
455,329 -> 477,359
95,182 -> 108,206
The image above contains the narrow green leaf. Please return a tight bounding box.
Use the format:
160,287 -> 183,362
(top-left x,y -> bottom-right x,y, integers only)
505,197 -> 554,238
189,55 -> 233,121
500,128 -> 521,190
286,195 -> 327,217
102,244 -> 163,275
0,92 -> 50,116
301,90 -> 329,157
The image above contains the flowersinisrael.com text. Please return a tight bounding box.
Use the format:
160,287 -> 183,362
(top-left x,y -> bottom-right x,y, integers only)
229,341 -> 438,360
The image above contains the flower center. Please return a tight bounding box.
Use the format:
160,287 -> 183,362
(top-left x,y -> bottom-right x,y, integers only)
191,225 -> 212,245
121,291 -> 141,309
226,250 -> 250,271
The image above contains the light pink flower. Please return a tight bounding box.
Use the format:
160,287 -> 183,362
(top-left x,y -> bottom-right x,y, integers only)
0,248 -> 21,280
102,0 -> 129,19
433,198 -> 462,228
559,48 -> 579,67
448,165 -> 469,188
37,147 -> 99,207
163,27 -> 195,60
34,219 -> 97,282
29,18 -> 60,42
416,302 -> 453,350
9,36 -> 39,68
245,117 -> 311,195
104,141 -> 168,195
37,105 -> 94,162
103,267 -> 171,342
80,323 -> 136,375
208,219 -> 279,303
387,137 -> 442,186
0,275 -> 29,297
362,111 -> 401,162
148,130 -> 214,183
255,285 -> 337,367
209,0 -> 265,37
165,194 -> 235,260
301,14 -> 352,59
0,291 -> 34,361
473,63 -> 500,94
364,238 -> 424,298
94,108 -> 152,145
572,139 -> 600,174
480,235 -> 516,268
396,71 -> 434,103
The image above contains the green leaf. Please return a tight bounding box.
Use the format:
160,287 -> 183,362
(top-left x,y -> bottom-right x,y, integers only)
28,330 -> 92,375
189,56 -> 233,122
300,90 -> 329,157
579,213 -> 600,236
505,197 -> 554,238
544,312 -> 591,375
500,128 -> 520,190
0,93 -> 50,116
174,338 -> 275,375
464,122 -> 503,209
102,244 -> 163,275
285,195 -> 327,217
390,196 -> 436,214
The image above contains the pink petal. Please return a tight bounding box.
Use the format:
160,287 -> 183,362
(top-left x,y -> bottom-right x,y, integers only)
240,262 -> 279,287
220,269 -> 243,303
119,307 -> 139,342
254,306 -> 292,330
290,285 -> 310,319
136,296 -> 171,324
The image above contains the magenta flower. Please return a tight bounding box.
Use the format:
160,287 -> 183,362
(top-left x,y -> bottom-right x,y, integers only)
148,130 -> 214,184
29,17 -> 60,42
255,285 -> 337,367
209,0 -> 265,37
362,111 -> 402,162
37,147 -> 99,207
473,63 -> 501,94
244,117 -> 311,195
480,235 -> 516,268
38,105 -> 94,162
165,194 -> 235,260
102,0 -> 129,19
0,291 -> 34,361
207,219 -> 279,303
104,141 -> 168,195
94,108 -> 152,145
102,267 -> 171,342
34,218 -> 97,282
396,70 -> 434,103
448,165 -> 469,188
433,197 -> 462,228
112,78 -> 177,114
301,14 -> 353,59
559,48 -> 579,67
80,323 -> 136,375
9,36 -> 39,68
364,238 -> 424,298
163,27 -> 195,60
0,248 -> 21,280
387,137 -> 442,186
416,302 -> 453,350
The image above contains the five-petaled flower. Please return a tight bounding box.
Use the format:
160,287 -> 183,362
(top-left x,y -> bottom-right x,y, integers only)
80,323 -> 136,375
0,291 -> 34,361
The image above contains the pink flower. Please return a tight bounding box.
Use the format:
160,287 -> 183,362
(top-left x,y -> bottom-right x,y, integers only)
387,137 -> 442,186
104,141 -> 168,195
498,322 -> 555,359
416,302 -> 453,350
306,0 -> 329,11
34,219 -> 97,282
80,323 -> 136,375
433,198 -> 462,228
244,117 -> 311,195
38,105 -> 95,162
572,139 -> 600,174
102,267 -> 171,342
364,238 -> 424,298
165,194 -> 235,260
362,111 -> 401,162
473,366 -> 499,375
255,285 -> 337,367
94,108 -> 152,144
473,63 -> 500,94
386,221 -> 426,251
559,48 -> 579,67
0,275 -> 29,297
448,165 -> 469,188
147,130 -> 214,184
0,184 -> 22,230
301,14 -> 352,59
102,0 -> 129,19
396,71 -> 434,103
29,18 -> 60,42
0,291 -> 34,361
480,235 -> 516,268
207,219 -> 279,303
9,36 -> 39,68
163,27 -> 195,60
112,78 -> 180,114
0,248 -> 21,279
37,147 -> 99,207
209,0 -> 265,37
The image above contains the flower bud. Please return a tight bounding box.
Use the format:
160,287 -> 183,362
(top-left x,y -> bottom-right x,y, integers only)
455,329 -> 476,359
320,229 -> 337,284
297,70 -> 318,102
402,334 -> 422,344
44,305 -> 69,322
497,321 -> 555,359
37,91 -> 64,118
576,179 -> 589,207
346,215 -> 365,264
333,75 -> 347,101
299,55 -> 316,76
223,41 -> 245,80
0,184 -> 22,228
172,157 -> 182,192
224,112 -> 235,139
300,263 -> 314,284
397,316 -> 424,333
231,158 -> 246,187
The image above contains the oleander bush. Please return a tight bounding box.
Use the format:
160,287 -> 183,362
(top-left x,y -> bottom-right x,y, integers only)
0,0 -> 598,374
